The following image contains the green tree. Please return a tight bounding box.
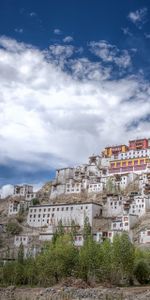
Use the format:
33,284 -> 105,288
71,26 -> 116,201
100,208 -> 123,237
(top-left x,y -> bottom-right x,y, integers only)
18,242 -> 24,264
78,236 -> 100,282
98,239 -> 113,282
37,234 -> 78,285
112,232 -> 135,284
83,216 -> 91,241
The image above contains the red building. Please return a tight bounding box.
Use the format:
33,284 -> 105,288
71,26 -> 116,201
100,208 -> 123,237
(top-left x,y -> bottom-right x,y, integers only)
129,138 -> 148,150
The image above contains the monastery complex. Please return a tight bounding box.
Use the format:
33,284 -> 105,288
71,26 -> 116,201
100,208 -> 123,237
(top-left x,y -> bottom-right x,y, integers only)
3,137 -> 150,258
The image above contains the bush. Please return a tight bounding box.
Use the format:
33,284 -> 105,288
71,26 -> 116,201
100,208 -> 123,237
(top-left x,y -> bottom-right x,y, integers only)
16,215 -> 24,223
134,259 -> 150,284
6,221 -> 22,235
32,198 -> 40,206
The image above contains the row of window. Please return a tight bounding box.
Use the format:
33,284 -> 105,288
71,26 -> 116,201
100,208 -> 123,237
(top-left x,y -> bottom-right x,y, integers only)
30,206 -> 88,213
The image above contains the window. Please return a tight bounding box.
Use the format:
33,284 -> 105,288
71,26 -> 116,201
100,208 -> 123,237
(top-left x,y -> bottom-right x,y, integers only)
44,209 -> 46,212
66,207 -> 68,211
57,208 -> 59,211
38,214 -> 41,218
71,207 -> 73,210
33,214 -> 36,218
62,207 -> 64,211
34,209 -> 36,212
52,208 -> 55,211
81,206 -> 83,210
48,208 -> 50,211
52,213 -> 54,217
125,222 -> 128,226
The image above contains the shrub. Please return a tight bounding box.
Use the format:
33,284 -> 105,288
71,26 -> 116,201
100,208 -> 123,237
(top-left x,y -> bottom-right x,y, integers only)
134,259 -> 150,284
6,221 -> 22,235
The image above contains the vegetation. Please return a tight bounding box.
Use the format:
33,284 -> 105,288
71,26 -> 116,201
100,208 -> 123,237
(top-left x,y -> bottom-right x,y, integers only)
1,231 -> 150,287
31,198 -> 40,206
6,221 -> 22,235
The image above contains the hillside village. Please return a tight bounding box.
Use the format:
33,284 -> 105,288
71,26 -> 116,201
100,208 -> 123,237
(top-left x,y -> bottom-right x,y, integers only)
1,137 -> 150,261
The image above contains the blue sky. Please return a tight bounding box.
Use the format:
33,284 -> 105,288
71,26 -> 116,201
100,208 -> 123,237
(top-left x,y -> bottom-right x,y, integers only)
0,0 -> 150,185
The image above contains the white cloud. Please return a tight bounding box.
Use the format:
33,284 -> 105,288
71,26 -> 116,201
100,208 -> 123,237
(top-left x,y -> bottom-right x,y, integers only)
145,33 -> 150,39
0,185 -> 14,198
54,28 -> 62,35
128,7 -> 148,28
122,27 -> 132,36
29,12 -> 37,17
89,40 -> 131,68
63,36 -> 74,43
15,28 -> 23,34
49,44 -> 74,58
0,36 -> 150,173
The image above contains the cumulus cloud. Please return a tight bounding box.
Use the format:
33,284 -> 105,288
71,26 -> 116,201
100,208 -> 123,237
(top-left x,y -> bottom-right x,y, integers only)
63,36 -> 74,43
0,185 -> 14,198
0,36 -> 150,176
89,40 -> 131,68
54,28 -> 62,35
128,7 -> 148,28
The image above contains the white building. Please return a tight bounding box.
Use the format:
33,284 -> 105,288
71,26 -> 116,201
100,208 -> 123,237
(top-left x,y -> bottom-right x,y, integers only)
27,202 -> 102,228
14,235 -> 31,247
88,182 -> 104,193
111,214 -> 138,232
102,195 -> 123,217
95,230 -> 123,243
65,179 -> 82,194
118,149 -> 150,160
129,195 -> 150,217
139,229 -> 150,244
8,201 -> 20,215
14,185 -> 33,197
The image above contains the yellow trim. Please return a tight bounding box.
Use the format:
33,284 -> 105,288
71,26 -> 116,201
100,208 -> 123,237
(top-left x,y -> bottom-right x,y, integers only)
110,157 -> 148,168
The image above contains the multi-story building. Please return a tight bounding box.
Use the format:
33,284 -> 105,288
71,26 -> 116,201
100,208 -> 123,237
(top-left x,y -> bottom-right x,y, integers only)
27,202 -> 102,228
104,144 -> 128,158
111,214 -> 138,232
109,157 -> 150,174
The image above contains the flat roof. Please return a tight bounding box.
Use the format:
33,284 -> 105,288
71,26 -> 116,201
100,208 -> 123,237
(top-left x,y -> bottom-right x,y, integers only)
56,167 -> 74,171
29,202 -> 102,208
105,144 -> 127,149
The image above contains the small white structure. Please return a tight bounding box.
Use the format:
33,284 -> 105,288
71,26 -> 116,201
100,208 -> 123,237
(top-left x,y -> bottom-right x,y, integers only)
88,182 -> 103,193
139,229 -> 150,244
111,214 -> 138,232
8,201 -> 20,215
95,230 -> 123,243
27,202 -> 102,228
129,195 -> 150,217
74,234 -> 84,247
14,235 -> 31,247
102,195 -> 123,217
65,180 -> 82,194
14,185 -> 33,197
